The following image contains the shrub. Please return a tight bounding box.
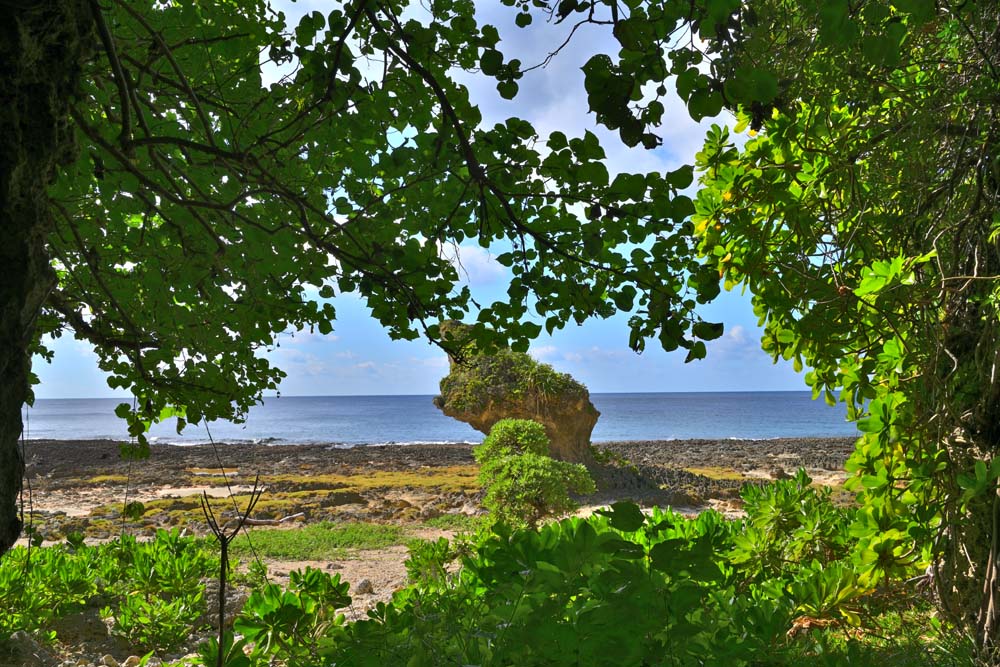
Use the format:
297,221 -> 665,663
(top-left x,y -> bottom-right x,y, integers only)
233,567 -> 350,663
474,417 -> 550,460
104,590 -> 204,652
405,537 -> 457,589
474,419 -> 595,528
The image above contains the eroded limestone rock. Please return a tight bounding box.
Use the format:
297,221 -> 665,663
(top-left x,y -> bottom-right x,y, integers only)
433,323 -> 599,463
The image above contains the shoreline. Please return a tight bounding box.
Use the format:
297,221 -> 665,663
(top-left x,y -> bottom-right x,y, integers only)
21,434 -> 858,450
19,436 -> 857,545
21,436 -> 857,479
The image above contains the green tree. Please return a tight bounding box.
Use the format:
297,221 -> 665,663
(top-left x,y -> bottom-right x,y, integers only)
10,1 -> 996,656
2,0 -> 722,554
509,0 -> 998,654
689,2 -> 1000,654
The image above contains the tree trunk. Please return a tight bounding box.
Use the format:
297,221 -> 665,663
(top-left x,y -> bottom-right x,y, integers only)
930,240 -> 1000,663
0,0 -> 93,554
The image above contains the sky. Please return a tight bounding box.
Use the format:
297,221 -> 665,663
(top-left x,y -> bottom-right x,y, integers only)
31,1 -> 805,399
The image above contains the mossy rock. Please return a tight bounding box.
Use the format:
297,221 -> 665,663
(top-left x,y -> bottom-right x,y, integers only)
434,322 -> 599,463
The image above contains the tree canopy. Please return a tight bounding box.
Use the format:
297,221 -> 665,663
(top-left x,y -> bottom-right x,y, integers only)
3,0 -> 724,554
37,0 -> 717,435
686,0 -> 1000,647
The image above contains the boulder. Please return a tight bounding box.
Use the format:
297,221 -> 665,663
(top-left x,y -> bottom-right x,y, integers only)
433,322 -> 599,463
0,631 -> 57,667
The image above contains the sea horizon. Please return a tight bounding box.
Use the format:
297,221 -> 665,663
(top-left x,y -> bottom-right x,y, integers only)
34,388 -> 817,400
23,391 -> 860,445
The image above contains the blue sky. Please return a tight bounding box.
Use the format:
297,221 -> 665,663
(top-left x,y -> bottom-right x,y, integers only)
32,1 -> 804,399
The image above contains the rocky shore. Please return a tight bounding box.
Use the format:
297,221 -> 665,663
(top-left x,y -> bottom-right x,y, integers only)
24,436 -> 855,481
601,437 -> 855,472
19,436 -> 857,542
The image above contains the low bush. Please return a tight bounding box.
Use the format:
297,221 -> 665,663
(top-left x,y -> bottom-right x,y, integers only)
0,529 -> 216,650
0,475 -> 972,666
475,418 -> 551,460
475,418 -> 595,528
234,566 -> 351,663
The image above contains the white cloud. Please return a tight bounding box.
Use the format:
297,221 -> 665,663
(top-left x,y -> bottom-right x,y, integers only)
285,327 -> 338,345
533,344 -> 628,365
269,348 -> 330,377
530,344 -> 558,361
708,323 -> 759,358
410,355 -> 449,369
727,324 -> 747,345
580,345 -> 628,362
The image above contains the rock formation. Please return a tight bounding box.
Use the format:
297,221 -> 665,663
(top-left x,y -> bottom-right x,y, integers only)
433,323 -> 599,463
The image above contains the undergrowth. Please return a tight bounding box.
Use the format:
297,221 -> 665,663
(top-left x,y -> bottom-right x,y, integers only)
0,529 -> 217,653
0,472 -> 976,666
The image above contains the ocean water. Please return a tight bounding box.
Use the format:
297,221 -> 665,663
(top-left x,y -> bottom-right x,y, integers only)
22,392 -> 858,445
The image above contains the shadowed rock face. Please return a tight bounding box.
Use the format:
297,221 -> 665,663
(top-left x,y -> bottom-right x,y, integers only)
433,324 -> 599,464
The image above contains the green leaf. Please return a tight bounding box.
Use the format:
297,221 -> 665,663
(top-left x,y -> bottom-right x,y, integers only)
497,80 -> 518,99
480,49 -> 503,76
819,0 -> 852,44
548,131 -> 568,151
692,321 -> 724,341
687,89 -> 723,121
863,34 -> 902,67
684,341 -> 707,362
597,501 -> 646,533
666,165 -> 694,190
648,538 -> 687,572
895,0 -> 935,23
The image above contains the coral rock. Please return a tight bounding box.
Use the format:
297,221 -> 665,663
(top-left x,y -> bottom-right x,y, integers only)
434,322 -> 599,463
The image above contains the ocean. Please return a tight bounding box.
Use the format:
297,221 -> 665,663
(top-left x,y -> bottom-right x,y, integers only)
22,392 -> 859,445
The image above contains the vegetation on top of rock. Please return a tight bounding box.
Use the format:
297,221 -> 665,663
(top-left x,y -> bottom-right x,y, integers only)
437,345 -> 587,416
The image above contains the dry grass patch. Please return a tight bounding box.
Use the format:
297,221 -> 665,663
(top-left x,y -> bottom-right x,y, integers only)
684,466 -> 745,481
187,467 -> 239,475
82,474 -> 130,484
260,465 -> 480,494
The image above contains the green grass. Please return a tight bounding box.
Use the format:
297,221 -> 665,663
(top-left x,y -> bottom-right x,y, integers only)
230,522 -> 408,561
423,513 -> 485,532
